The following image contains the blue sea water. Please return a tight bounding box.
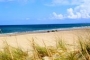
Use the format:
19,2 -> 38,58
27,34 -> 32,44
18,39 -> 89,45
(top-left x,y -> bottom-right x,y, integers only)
0,23 -> 90,34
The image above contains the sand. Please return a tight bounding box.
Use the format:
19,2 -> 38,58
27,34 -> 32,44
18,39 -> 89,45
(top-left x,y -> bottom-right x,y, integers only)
0,28 -> 89,51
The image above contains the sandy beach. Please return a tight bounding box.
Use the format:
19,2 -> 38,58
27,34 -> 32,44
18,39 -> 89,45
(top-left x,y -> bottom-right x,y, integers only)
0,28 -> 90,51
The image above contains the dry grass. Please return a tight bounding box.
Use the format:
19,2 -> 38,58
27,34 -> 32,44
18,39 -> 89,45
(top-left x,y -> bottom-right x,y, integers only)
0,30 -> 90,60
0,43 -> 28,60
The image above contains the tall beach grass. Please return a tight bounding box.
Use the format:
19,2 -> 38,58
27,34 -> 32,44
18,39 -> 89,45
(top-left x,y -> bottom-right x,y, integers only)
0,29 -> 90,60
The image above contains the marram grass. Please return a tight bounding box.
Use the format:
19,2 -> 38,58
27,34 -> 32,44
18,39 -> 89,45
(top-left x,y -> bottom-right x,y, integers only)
0,42 -> 28,60
0,31 -> 90,60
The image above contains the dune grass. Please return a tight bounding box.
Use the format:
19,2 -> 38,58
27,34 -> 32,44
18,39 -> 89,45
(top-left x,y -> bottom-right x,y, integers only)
1,36 -> 90,60
0,46 -> 28,60
0,40 -> 28,60
0,30 -> 90,60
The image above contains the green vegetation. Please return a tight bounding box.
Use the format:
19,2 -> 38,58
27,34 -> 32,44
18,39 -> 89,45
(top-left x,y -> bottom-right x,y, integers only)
0,42 -> 28,60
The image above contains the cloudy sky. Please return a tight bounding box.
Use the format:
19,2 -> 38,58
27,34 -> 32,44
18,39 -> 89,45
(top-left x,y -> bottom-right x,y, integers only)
0,0 -> 90,25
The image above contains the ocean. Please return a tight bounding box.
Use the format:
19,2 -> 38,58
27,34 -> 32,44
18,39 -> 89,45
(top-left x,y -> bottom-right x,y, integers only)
0,23 -> 90,34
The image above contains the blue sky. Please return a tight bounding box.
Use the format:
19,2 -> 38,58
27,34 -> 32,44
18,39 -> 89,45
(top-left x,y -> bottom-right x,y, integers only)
0,0 -> 90,25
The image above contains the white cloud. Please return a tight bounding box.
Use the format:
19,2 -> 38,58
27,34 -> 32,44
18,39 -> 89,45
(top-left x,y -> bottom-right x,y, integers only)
46,0 -> 84,6
71,0 -> 83,5
67,8 -> 76,19
67,8 -> 81,19
67,0 -> 90,19
51,0 -> 69,6
49,0 -> 90,19
45,0 -> 69,6
50,12 -> 64,19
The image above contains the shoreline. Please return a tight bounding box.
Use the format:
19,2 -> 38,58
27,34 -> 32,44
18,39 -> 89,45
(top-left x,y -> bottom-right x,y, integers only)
0,27 -> 90,37
0,27 -> 90,51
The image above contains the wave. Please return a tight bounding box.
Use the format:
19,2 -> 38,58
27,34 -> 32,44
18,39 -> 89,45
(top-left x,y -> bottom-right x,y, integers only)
0,26 -> 90,35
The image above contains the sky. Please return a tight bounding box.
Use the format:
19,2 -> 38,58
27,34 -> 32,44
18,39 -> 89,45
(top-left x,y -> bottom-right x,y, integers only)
0,0 -> 90,25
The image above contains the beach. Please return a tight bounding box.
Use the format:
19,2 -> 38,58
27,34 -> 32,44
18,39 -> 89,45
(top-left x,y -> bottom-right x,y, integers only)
0,28 -> 89,51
